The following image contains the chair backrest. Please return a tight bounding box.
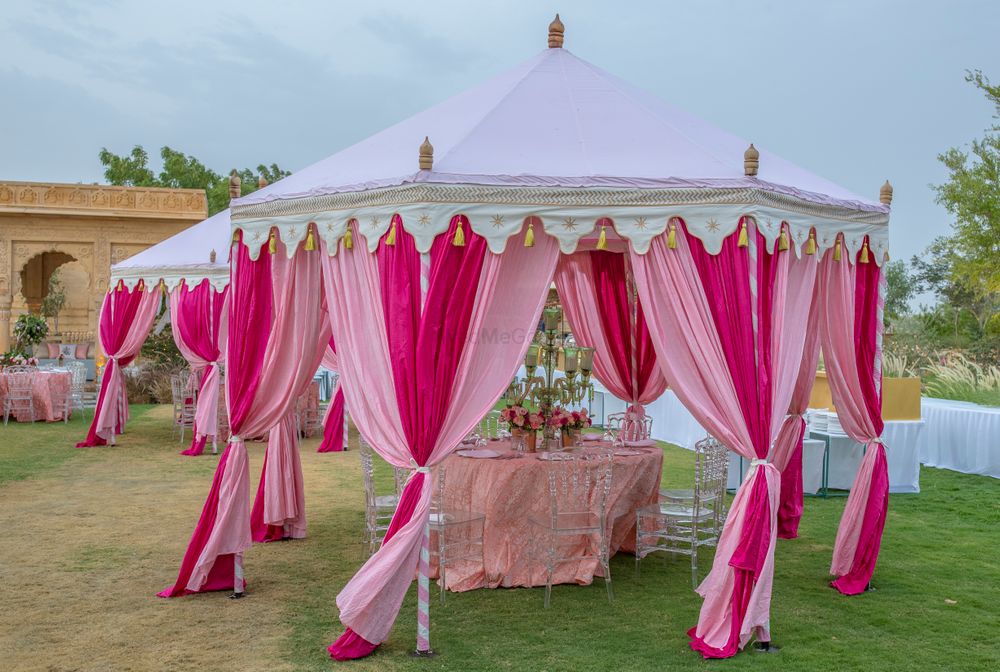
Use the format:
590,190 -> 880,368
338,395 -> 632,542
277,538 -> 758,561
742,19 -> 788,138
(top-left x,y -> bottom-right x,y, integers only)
5,368 -> 36,395
694,436 -> 728,505
478,410 -> 502,439
358,438 -> 407,507
545,452 -> 614,522
66,361 -> 87,389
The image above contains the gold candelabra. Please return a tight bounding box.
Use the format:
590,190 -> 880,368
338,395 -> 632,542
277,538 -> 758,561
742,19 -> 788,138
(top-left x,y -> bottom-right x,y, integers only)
506,305 -> 594,440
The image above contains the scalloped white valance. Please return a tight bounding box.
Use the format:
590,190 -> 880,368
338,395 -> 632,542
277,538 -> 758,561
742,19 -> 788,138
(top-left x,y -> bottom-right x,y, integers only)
110,265 -> 229,293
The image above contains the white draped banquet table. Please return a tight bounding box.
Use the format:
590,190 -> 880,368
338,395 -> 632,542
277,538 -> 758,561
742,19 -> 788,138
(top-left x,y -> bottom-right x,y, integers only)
0,369 -> 72,422
432,441 -> 662,592
918,398 -> 1000,479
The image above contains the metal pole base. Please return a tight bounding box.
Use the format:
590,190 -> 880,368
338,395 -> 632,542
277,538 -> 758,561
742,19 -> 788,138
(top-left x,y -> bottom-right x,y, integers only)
229,591 -> 245,600
753,641 -> 780,654
410,649 -> 437,658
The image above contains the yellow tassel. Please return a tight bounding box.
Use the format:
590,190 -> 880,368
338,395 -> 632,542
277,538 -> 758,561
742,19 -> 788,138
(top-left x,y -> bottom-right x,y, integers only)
386,219 -> 397,246
116,282 -> 122,293
232,230 -> 240,244
453,220 -> 465,247
304,225 -> 316,251
860,240 -> 870,264
596,224 -> 608,250
833,238 -> 842,262
524,221 -> 535,247
883,251 -> 890,263
343,227 -> 353,250
737,220 -> 749,248
778,227 -> 789,251
268,229 -> 277,255
805,232 -> 816,255
667,221 -> 677,249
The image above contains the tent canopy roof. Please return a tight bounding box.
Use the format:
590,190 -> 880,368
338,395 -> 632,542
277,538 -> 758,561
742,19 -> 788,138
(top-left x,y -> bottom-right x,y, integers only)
110,208 -> 231,292
235,47 -> 880,213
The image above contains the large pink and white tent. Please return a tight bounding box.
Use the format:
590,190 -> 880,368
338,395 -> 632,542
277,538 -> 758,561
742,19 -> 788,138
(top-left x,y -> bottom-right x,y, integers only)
165,16 -> 892,661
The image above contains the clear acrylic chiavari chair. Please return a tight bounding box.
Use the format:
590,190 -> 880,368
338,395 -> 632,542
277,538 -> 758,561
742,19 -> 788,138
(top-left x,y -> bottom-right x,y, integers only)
428,463 -> 485,604
529,451 -> 615,608
634,436 -> 729,588
358,438 -> 407,558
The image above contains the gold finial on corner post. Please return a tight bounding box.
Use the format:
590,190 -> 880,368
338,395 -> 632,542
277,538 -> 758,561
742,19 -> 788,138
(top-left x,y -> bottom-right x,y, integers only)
548,14 -> 565,48
228,170 -> 241,201
744,144 -> 760,177
209,249 -> 217,263
258,174 -> 268,190
880,180 -> 893,205
419,136 -> 434,171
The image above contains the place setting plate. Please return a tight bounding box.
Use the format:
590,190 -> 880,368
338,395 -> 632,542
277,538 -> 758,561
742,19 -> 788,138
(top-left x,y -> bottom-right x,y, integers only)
456,448 -> 503,459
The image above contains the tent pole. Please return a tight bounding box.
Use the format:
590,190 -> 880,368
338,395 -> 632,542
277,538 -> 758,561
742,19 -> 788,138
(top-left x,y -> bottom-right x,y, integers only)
414,520 -> 433,655
231,552 -> 245,598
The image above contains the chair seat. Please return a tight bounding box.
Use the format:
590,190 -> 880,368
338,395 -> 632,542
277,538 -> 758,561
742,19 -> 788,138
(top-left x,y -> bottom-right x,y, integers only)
638,502 -> 715,522
529,511 -> 602,533
428,510 -> 485,528
374,494 -> 399,509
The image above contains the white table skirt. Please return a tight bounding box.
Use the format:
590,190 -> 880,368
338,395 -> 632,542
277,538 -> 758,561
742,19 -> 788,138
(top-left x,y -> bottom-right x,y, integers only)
590,382 -> 705,450
918,398 -> 1000,479
809,421 -> 925,494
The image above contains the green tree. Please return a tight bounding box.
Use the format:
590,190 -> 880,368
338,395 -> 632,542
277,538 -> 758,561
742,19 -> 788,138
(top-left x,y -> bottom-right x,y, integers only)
98,146 -> 290,216
40,269 -> 66,333
884,259 -> 914,325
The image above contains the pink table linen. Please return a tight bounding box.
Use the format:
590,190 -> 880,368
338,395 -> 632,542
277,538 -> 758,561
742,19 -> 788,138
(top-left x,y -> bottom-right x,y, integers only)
296,381 -> 321,437
0,370 -> 72,422
433,442 -> 662,592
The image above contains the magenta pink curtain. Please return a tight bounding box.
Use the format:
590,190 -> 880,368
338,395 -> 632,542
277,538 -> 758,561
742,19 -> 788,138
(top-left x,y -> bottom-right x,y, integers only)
775,293 -> 821,539
323,217 -> 558,659
159,236 -> 270,596
318,337 -> 346,453
632,220 -> 817,658
555,251 -> 667,406
820,241 -> 887,595
170,281 -> 229,456
76,282 -> 159,447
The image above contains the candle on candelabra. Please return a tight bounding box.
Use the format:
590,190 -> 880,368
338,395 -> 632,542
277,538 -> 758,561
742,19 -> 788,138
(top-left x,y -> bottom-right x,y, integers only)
543,306 -> 561,332
564,346 -> 578,374
579,346 -> 594,372
525,343 -> 540,368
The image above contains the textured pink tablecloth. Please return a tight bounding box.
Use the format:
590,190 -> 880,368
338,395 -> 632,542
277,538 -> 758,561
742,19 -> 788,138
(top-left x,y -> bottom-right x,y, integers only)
435,441 -> 662,592
0,370 -> 72,422
295,381 -> 321,437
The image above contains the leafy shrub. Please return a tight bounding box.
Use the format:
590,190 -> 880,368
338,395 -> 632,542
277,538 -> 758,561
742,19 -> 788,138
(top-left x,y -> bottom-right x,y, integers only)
13,313 -> 48,351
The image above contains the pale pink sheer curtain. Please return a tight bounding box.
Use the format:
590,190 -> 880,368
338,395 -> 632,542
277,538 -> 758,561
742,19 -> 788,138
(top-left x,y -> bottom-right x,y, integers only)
83,286 -> 159,445
321,229 -> 558,650
163,239 -> 329,594
774,293 -> 821,539
169,282 -> 229,454
555,252 -> 668,404
631,224 -> 816,656
248,242 -> 331,541
819,248 -> 888,594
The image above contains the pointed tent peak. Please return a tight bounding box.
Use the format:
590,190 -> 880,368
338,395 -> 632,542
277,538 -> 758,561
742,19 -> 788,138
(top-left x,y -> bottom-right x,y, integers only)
548,14 -> 564,48
419,136 -> 434,170
209,248 -> 217,263
880,180 -> 893,205
744,143 -> 760,176
228,170 -> 241,200
258,174 -> 269,189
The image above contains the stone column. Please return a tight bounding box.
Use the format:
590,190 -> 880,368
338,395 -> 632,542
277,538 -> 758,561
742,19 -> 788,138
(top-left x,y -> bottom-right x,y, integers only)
0,294 -> 11,352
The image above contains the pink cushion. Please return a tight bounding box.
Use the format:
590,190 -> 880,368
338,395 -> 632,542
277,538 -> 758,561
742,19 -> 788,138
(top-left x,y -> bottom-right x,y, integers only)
75,343 -> 89,359
46,342 -> 60,358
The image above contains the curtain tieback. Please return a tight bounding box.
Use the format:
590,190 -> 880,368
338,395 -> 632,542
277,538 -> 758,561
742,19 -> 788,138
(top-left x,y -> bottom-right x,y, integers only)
867,437 -> 884,446
750,458 -> 770,467
409,458 -> 431,474
230,435 -> 244,444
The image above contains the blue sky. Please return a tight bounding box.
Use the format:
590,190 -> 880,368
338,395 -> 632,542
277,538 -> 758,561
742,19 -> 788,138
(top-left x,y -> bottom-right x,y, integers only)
1,1 -> 998,268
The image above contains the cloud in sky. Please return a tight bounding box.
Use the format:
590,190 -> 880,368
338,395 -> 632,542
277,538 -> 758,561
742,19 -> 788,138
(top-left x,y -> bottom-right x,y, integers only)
1,0 -> 998,266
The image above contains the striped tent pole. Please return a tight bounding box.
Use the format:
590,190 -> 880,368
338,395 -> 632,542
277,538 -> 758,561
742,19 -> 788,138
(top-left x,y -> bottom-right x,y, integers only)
415,248 -> 434,656
231,551 -> 245,598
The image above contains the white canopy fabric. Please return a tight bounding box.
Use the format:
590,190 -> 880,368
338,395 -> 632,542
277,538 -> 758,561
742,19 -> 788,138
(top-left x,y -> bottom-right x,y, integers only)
111,209 -> 231,292
231,47 -> 889,263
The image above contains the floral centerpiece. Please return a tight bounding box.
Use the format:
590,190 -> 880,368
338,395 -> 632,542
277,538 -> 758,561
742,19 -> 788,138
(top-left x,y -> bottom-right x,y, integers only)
500,404 -> 544,452
549,407 -> 592,447
0,350 -> 39,369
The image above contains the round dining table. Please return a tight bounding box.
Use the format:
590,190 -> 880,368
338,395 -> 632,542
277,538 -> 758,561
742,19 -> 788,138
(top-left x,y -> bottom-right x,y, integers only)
434,438 -> 662,593
0,369 -> 72,422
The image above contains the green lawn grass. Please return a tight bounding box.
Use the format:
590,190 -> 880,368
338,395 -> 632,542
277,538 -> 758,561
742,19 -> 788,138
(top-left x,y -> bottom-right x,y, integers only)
1,407 -> 998,671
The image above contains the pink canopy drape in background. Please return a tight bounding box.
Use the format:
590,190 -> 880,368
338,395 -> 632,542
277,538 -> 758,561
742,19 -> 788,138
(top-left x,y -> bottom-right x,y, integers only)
160,233 -> 329,596
318,337 -> 346,453
169,281 -> 230,456
820,239 -> 888,595
774,292 -> 821,539
324,217 -> 558,660
631,220 -> 816,658
556,251 -> 668,412
76,281 -> 160,448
